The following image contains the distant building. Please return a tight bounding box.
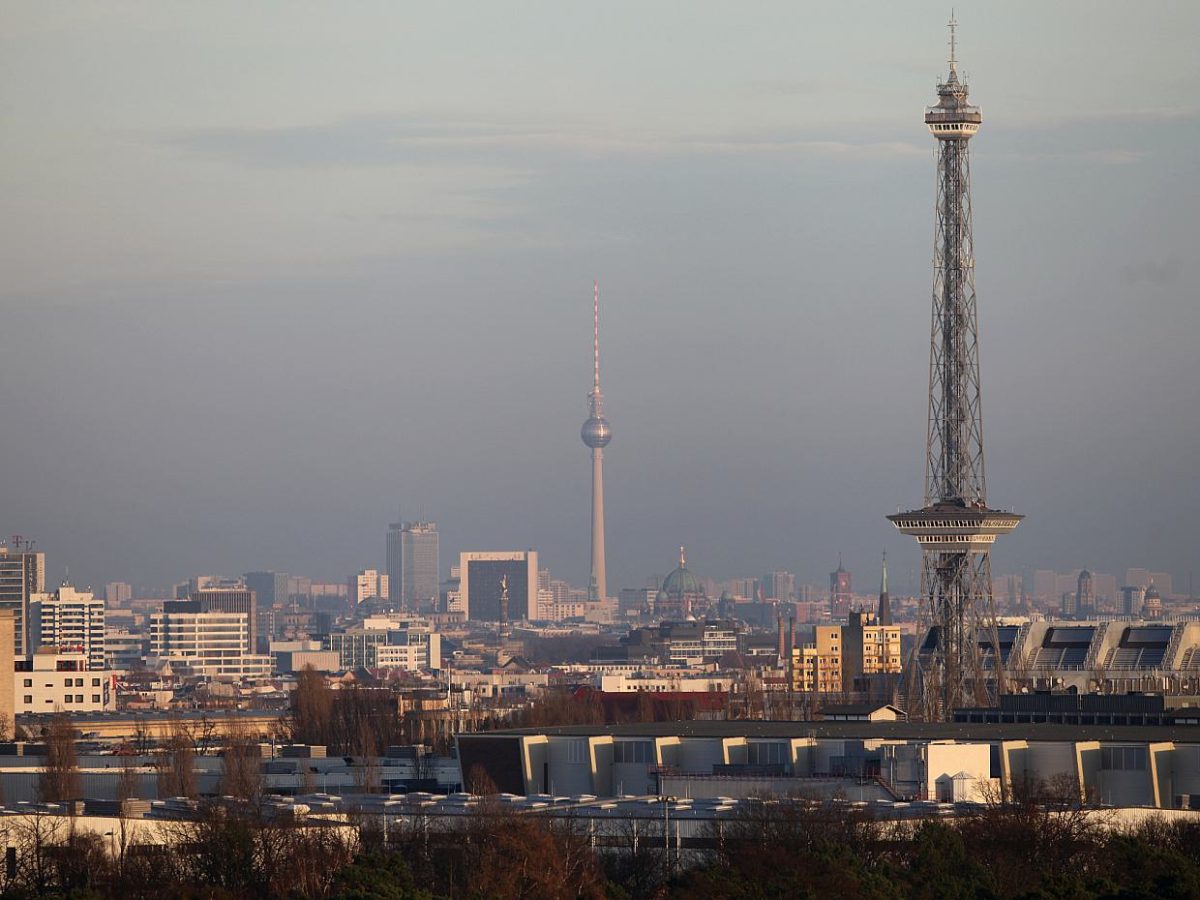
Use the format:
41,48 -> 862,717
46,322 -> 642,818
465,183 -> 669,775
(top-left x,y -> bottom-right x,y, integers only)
149,605 -> 270,679
390,521 -> 440,609
792,626 -> 842,693
459,552 -> 538,622
104,582 -> 132,605
1143,584 -> 1163,619
190,586 -> 257,654
595,620 -> 743,666
244,571 -> 288,609
29,585 -> 106,671
829,557 -> 852,619
842,610 -> 902,693
349,569 -> 388,606
761,571 -> 795,602
0,546 -> 45,658
1120,586 -> 1146,616
104,629 -> 146,671
1076,570 -> 1095,616
656,547 -> 707,620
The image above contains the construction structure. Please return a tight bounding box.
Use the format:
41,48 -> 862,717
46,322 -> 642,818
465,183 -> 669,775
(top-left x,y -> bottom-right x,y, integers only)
888,19 -> 1021,719
580,280 -> 612,602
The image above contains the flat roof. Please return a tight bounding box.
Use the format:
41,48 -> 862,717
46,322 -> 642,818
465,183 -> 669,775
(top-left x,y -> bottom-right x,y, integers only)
479,720 -> 1200,744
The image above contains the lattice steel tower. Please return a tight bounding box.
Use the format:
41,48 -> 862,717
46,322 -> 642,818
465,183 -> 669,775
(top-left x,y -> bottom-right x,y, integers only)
888,18 -> 1022,720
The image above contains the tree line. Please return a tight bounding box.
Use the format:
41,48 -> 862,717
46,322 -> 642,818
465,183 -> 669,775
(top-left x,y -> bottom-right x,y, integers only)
5,782 -> 1200,898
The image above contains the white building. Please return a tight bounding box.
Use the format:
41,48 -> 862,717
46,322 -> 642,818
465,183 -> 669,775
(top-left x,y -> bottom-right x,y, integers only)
29,585 -> 106,671
149,608 -> 271,678
28,588 -> 105,672
15,649 -> 116,713
374,628 -> 442,671
349,569 -> 388,605
104,629 -> 146,671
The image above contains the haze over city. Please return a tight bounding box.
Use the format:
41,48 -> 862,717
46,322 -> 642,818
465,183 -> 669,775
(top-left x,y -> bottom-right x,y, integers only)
1,2 -> 1197,592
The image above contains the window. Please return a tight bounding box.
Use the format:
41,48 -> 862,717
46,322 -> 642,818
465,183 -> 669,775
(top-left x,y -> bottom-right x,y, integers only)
614,741 -> 655,765
64,695 -> 72,704
76,694 -> 84,703
564,739 -> 588,764
22,679 -> 31,688
92,695 -> 100,703
749,742 -> 789,767
22,696 -> 31,705
92,678 -> 100,687
1101,746 -> 1148,771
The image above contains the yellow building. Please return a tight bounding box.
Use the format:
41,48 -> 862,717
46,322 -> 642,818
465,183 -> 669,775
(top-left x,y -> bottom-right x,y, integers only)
786,614 -> 901,695
791,625 -> 842,693
843,610 -> 902,693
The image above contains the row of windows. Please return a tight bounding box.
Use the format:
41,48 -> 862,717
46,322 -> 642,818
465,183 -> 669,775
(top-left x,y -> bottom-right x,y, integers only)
22,677 -> 102,688
23,694 -> 101,705
748,742 -> 790,766
1101,746 -> 1148,771
613,741 -> 655,765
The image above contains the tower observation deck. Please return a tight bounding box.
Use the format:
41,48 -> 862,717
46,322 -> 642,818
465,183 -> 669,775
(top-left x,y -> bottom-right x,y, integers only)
888,18 -> 1022,720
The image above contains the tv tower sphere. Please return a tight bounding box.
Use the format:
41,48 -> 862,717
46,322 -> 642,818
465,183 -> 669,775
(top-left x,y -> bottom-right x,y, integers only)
581,415 -> 611,448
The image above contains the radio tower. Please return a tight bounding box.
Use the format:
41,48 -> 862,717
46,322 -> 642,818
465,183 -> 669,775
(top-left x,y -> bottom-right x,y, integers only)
581,280 -> 612,601
888,17 -> 1022,720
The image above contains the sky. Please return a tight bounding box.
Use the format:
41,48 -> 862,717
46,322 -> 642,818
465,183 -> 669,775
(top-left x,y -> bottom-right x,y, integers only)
0,2 -> 1197,596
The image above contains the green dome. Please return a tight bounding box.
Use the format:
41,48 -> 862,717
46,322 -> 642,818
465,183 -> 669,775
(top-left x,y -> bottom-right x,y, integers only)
662,546 -> 703,596
662,567 -> 702,596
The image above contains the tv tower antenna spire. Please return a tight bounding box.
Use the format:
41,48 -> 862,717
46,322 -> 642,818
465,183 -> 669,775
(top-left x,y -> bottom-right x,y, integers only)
581,280 -> 612,602
888,18 -> 1022,721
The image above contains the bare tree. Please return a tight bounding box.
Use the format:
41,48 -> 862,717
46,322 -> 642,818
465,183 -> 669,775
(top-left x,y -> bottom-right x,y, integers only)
156,721 -> 198,799
219,717 -> 264,802
38,715 -> 80,804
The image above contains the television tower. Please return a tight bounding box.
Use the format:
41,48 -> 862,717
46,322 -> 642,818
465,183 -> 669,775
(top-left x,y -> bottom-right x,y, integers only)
581,280 -> 612,601
888,17 -> 1022,720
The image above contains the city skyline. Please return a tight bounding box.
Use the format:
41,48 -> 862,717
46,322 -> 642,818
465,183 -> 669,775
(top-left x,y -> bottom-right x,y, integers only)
0,4 -> 1196,592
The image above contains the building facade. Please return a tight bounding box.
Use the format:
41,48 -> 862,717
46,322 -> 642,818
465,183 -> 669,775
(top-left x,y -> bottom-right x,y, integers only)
388,521 -> 440,609
149,608 -> 270,678
29,585 -> 106,671
0,547 -> 45,658
15,649 -> 115,714
459,552 -> 538,622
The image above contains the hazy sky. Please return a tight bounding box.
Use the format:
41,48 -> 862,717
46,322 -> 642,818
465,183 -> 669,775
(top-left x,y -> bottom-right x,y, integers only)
1,2 -> 1197,595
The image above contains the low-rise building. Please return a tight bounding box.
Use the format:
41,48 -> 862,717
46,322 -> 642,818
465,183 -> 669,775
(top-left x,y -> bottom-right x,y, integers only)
14,649 -> 116,713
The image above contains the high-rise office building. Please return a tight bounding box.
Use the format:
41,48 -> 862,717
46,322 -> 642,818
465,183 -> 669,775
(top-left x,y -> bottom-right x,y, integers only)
1076,570 -> 1095,616
104,582 -> 132,605
459,551 -> 538,622
388,521 -> 439,608
188,586 -> 256,654
244,571 -> 288,609
761,571 -> 796,602
29,585 -> 106,671
0,546 -> 45,658
580,281 -> 612,602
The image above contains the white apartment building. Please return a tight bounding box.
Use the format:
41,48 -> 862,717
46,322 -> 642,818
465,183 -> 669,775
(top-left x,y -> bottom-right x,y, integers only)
149,609 -> 271,678
374,628 -> 442,670
15,649 -> 116,714
29,585 -> 106,671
